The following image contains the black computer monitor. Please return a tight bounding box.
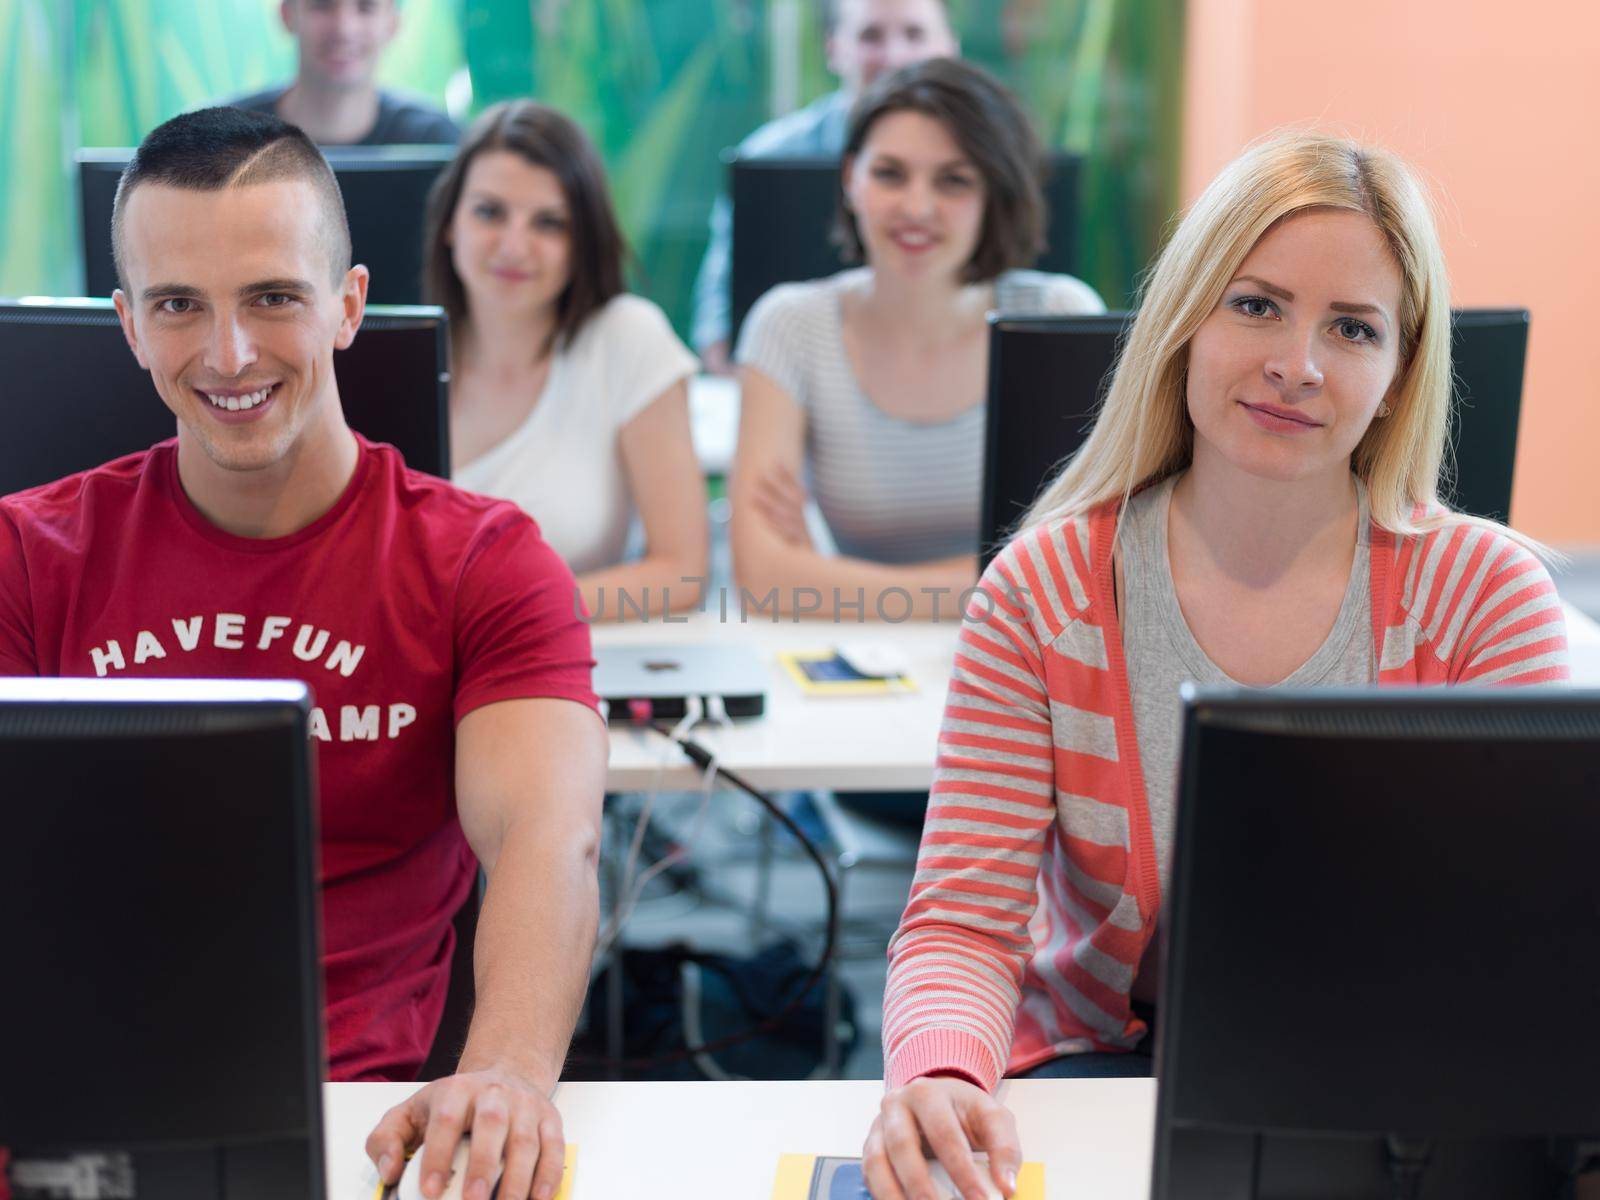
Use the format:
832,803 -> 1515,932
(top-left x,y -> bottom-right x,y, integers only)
980,308 -> 1531,565
0,678 -> 325,1199
0,298 -> 450,495
1447,308 -> 1529,523
729,152 -> 1083,348
1152,687 -> 1600,1199
979,311 -> 1128,564
78,145 -> 454,305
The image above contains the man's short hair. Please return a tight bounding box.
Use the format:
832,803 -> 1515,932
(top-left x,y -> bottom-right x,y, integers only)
111,106 -> 352,291
823,0 -> 950,32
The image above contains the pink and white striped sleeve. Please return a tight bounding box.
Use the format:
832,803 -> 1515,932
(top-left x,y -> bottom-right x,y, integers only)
1453,530 -> 1569,684
881,544 -> 1062,1091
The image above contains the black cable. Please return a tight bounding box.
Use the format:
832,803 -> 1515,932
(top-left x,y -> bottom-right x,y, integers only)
569,726 -> 840,1072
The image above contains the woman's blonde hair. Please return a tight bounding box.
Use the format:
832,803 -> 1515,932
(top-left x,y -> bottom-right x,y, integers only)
1022,129 -> 1456,536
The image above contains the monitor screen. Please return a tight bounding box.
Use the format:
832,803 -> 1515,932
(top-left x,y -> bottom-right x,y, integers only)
1153,688 -> 1600,1199
0,299 -> 450,496
980,308 -> 1531,566
78,145 -> 454,306
729,152 -> 1083,349
0,678 -> 325,1199
979,311 -> 1128,564
1446,308 -> 1529,523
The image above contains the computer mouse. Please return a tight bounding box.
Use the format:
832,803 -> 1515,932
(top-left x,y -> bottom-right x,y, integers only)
393,1136 -> 501,1200
927,1155 -> 1003,1200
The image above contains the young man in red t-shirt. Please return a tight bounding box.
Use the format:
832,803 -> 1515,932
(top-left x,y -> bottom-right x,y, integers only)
0,107 -> 602,1200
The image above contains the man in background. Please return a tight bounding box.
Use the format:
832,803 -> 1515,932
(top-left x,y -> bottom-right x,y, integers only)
232,0 -> 459,146
690,0 -> 959,373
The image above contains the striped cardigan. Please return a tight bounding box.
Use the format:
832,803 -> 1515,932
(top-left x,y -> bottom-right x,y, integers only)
882,498 -> 1571,1091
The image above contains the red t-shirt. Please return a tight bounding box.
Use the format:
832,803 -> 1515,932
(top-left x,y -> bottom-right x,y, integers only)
0,436 -> 598,1081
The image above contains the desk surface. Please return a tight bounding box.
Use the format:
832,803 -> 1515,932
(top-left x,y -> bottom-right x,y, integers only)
1565,600 -> 1600,680
595,611 -> 962,792
323,1078 -> 1157,1200
596,602 -> 1600,793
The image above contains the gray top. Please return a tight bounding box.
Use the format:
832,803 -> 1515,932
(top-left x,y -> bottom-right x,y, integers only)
690,90 -> 855,349
1120,472 -> 1376,891
737,267 -> 1105,564
229,86 -> 459,145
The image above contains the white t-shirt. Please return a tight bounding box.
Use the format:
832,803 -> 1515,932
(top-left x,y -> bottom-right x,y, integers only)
454,294 -> 699,575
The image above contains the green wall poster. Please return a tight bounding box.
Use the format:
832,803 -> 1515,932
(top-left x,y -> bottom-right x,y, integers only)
0,0 -> 1181,335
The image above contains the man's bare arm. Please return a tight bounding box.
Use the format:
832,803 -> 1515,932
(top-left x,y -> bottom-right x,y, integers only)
456,696 -> 606,1087
366,696 -> 607,1200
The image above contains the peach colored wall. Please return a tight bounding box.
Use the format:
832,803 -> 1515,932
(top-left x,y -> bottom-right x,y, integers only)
1182,0 -> 1600,545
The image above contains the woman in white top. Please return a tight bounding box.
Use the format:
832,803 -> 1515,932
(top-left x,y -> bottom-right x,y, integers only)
732,59 -> 1103,619
422,100 -> 707,617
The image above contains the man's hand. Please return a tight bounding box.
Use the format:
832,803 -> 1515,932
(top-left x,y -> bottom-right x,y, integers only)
366,1066 -> 565,1200
862,1075 -> 1021,1200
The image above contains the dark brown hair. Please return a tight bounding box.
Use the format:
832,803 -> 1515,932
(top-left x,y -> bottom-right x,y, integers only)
422,100 -> 626,354
113,105 -> 350,290
833,58 -> 1045,284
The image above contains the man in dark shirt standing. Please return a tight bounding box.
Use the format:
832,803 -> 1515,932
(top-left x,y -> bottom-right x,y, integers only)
232,0 -> 459,145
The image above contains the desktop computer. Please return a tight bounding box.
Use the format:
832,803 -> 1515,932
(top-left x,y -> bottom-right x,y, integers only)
0,298 -> 450,494
78,145 -> 455,306
728,151 -> 1083,348
0,678 -> 326,1199
980,308 -> 1532,565
1152,687 -> 1600,1198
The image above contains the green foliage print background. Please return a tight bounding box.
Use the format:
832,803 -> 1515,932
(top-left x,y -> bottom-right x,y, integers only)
0,0 -> 1182,336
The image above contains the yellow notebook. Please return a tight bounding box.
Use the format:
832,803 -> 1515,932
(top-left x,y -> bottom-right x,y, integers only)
771,1152 -> 1042,1199
777,650 -> 917,696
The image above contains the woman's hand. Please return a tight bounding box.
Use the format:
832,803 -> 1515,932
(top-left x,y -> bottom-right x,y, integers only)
862,1075 -> 1022,1200
751,463 -> 813,547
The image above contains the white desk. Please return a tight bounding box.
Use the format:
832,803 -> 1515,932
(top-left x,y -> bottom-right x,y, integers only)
323,1077 -> 1157,1200
596,611 -> 961,793
597,603 -> 1600,793
1567,599 -> 1600,683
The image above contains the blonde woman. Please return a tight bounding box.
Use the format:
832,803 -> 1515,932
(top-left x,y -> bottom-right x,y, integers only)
861,131 -> 1570,1200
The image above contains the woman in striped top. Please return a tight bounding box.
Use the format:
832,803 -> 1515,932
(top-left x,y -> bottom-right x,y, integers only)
861,131 -> 1570,1200
731,59 -> 1103,618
